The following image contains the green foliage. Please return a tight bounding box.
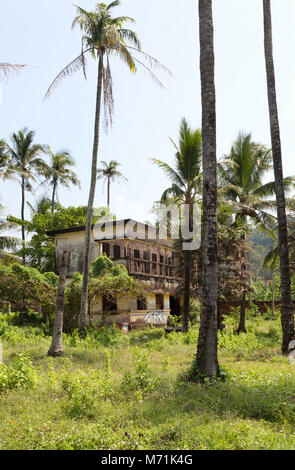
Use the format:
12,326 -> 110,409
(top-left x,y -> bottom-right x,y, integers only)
0,264 -> 57,316
121,350 -> 159,393
0,316 -> 295,450
89,256 -> 143,306
253,278 -> 281,301
0,354 -> 36,392
61,351 -> 113,418
9,206 -> 112,272
218,329 -> 263,356
91,253 -> 114,277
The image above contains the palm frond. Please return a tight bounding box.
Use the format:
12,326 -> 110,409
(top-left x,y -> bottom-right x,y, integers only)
44,49 -> 92,100
152,158 -> 186,189
0,63 -> 27,82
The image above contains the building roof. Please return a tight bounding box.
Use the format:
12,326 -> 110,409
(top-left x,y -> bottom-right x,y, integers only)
46,219 -> 156,238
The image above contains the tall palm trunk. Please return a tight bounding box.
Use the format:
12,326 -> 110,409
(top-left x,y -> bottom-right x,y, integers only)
21,175 -> 26,264
263,0 -> 294,353
79,53 -> 104,333
48,251 -> 68,357
183,250 -> 191,332
195,0 -> 219,378
237,232 -> 247,334
51,181 -> 57,213
107,177 -> 110,208
182,200 -> 193,333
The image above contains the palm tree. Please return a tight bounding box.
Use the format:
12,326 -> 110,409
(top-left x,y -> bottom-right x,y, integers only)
0,206 -> 20,263
45,1 -> 168,332
195,0 -> 220,379
97,160 -> 127,207
27,195 -> 54,216
43,148 -> 80,212
0,139 -> 16,180
152,118 -> 202,333
1,129 -> 46,260
263,0 -> 295,354
220,132 -> 295,332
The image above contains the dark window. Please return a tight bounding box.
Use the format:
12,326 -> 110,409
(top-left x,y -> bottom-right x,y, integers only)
168,257 -> 172,265
144,263 -> 150,274
160,255 -> 164,264
103,243 -> 110,257
103,296 -> 117,312
137,297 -> 147,311
134,249 -> 140,259
143,251 -> 150,261
152,253 -> 157,262
114,245 -> 121,259
156,294 -> 164,310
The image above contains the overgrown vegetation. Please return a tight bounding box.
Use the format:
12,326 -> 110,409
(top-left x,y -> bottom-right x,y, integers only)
0,312 -> 295,450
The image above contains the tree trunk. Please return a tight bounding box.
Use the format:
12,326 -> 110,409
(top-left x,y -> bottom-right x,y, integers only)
79,54 -> 104,334
248,274 -> 252,308
51,181 -> 57,213
21,176 -> 26,264
6,301 -> 10,317
272,275 -> 275,319
48,251 -> 68,357
237,232 -> 247,334
263,0 -> 294,353
237,292 -> 247,334
195,0 -> 219,378
107,177 -> 110,208
182,250 -> 191,332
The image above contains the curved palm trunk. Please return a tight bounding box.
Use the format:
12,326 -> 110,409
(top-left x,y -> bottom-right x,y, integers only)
107,177 -> 111,208
263,0 -> 294,353
48,251 -> 68,357
79,54 -> 104,333
51,181 -> 57,213
21,176 -> 26,264
195,0 -> 219,378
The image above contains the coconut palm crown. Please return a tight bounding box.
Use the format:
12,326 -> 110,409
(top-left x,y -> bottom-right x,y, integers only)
97,160 -> 127,207
43,148 -> 80,212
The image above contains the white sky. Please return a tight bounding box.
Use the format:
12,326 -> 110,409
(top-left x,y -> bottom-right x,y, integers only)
1,0 -> 295,224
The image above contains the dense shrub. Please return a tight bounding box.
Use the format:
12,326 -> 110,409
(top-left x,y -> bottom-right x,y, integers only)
0,354 -> 37,392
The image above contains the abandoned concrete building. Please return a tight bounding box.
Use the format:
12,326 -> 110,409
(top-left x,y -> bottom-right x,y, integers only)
47,219 -> 183,329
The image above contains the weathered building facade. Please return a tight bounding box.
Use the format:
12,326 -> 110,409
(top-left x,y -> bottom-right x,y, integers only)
48,220 -> 183,329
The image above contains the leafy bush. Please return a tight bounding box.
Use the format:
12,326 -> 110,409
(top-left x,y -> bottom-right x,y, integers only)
121,350 -> 159,393
0,354 -> 37,392
61,351 -> 113,418
0,264 -> 57,318
218,329 -> 263,355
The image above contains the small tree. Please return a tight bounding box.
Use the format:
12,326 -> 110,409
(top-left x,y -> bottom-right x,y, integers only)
0,264 -> 58,320
89,255 -> 144,321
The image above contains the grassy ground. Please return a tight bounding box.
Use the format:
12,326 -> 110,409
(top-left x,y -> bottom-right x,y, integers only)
0,312 -> 295,450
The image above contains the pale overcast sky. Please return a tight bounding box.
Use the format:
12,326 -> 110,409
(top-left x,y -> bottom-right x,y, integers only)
1,0 -> 295,224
